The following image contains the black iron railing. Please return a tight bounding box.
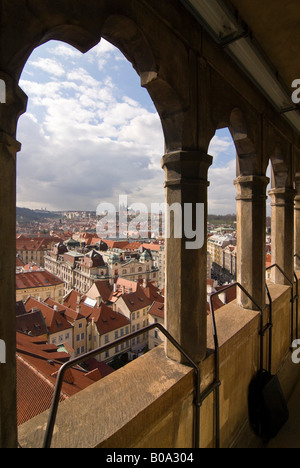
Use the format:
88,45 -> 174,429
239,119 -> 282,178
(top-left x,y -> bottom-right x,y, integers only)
266,264 -> 298,345
43,323 -> 201,449
208,282 -> 266,449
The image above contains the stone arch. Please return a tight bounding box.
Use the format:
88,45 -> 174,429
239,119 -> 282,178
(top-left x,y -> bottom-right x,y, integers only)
270,144 -> 289,189
101,15 -> 158,87
11,7 -> 186,153
266,126 -> 291,189
229,108 -> 258,177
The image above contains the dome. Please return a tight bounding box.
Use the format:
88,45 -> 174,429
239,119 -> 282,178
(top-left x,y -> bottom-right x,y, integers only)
108,253 -> 120,264
140,250 -> 151,261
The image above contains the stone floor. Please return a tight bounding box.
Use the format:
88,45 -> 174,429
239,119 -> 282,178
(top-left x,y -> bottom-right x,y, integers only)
266,378 -> 300,448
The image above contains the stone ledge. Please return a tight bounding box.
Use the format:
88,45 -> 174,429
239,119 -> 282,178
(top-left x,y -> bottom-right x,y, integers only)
18,346 -> 194,449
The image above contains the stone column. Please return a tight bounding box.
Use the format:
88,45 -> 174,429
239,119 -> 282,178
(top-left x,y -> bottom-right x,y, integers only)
162,151 -> 212,363
269,187 -> 296,285
234,176 -> 270,310
0,73 -> 27,448
295,175 -> 300,271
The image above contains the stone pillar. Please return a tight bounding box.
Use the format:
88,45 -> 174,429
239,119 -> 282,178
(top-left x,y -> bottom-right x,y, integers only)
234,176 -> 270,310
162,151 -> 212,363
295,175 -> 300,271
269,188 -> 296,285
0,73 -> 27,448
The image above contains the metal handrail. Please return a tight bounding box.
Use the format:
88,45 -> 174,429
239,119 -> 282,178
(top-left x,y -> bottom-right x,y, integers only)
43,323 -> 201,449
266,264 -> 296,345
208,282 -> 265,449
294,255 -> 300,339
265,283 -> 274,374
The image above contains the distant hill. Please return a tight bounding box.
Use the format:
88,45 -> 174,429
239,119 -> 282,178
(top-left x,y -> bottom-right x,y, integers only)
208,214 -> 236,225
16,207 -> 59,223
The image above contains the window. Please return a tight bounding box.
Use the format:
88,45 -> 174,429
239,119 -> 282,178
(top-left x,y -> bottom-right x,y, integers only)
79,322 -> 82,329
105,335 -> 109,344
115,331 -> 118,339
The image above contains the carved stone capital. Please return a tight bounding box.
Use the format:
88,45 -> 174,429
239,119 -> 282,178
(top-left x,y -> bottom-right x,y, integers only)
161,151 -> 213,188
268,187 -> 296,207
234,175 -> 270,201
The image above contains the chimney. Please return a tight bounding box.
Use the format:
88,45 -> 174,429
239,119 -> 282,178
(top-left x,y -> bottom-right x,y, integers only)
143,278 -> 147,289
122,286 -> 125,295
54,305 -> 59,312
113,283 -> 117,293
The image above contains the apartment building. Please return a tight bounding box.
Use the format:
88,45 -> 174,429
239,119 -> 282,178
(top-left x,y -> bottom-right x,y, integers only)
45,243 -> 159,296
44,297 -> 87,357
208,234 -> 237,284
25,297 -> 74,352
148,301 -> 165,350
63,290 -> 130,364
44,245 -> 108,295
16,236 -> 62,267
115,285 -> 153,357
103,249 -> 159,284
16,269 -> 65,303
141,242 -> 165,290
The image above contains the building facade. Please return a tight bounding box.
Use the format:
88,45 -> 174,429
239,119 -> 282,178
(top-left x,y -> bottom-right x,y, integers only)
16,270 -> 65,303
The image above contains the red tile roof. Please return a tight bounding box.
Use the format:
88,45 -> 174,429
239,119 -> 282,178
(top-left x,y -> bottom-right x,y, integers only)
64,290 -> 130,334
16,270 -> 64,290
92,280 -> 113,302
44,297 -> 85,323
16,256 -> 25,267
120,285 -> 153,313
149,301 -> 164,319
16,309 -> 48,337
16,236 -> 62,252
25,297 -> 73,335
16,333 -> 104,426
83,302 -> 130,335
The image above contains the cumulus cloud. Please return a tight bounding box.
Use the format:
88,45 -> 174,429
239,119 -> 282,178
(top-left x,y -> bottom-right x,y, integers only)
17,40 -> 237,214
17,40 -> 165,211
